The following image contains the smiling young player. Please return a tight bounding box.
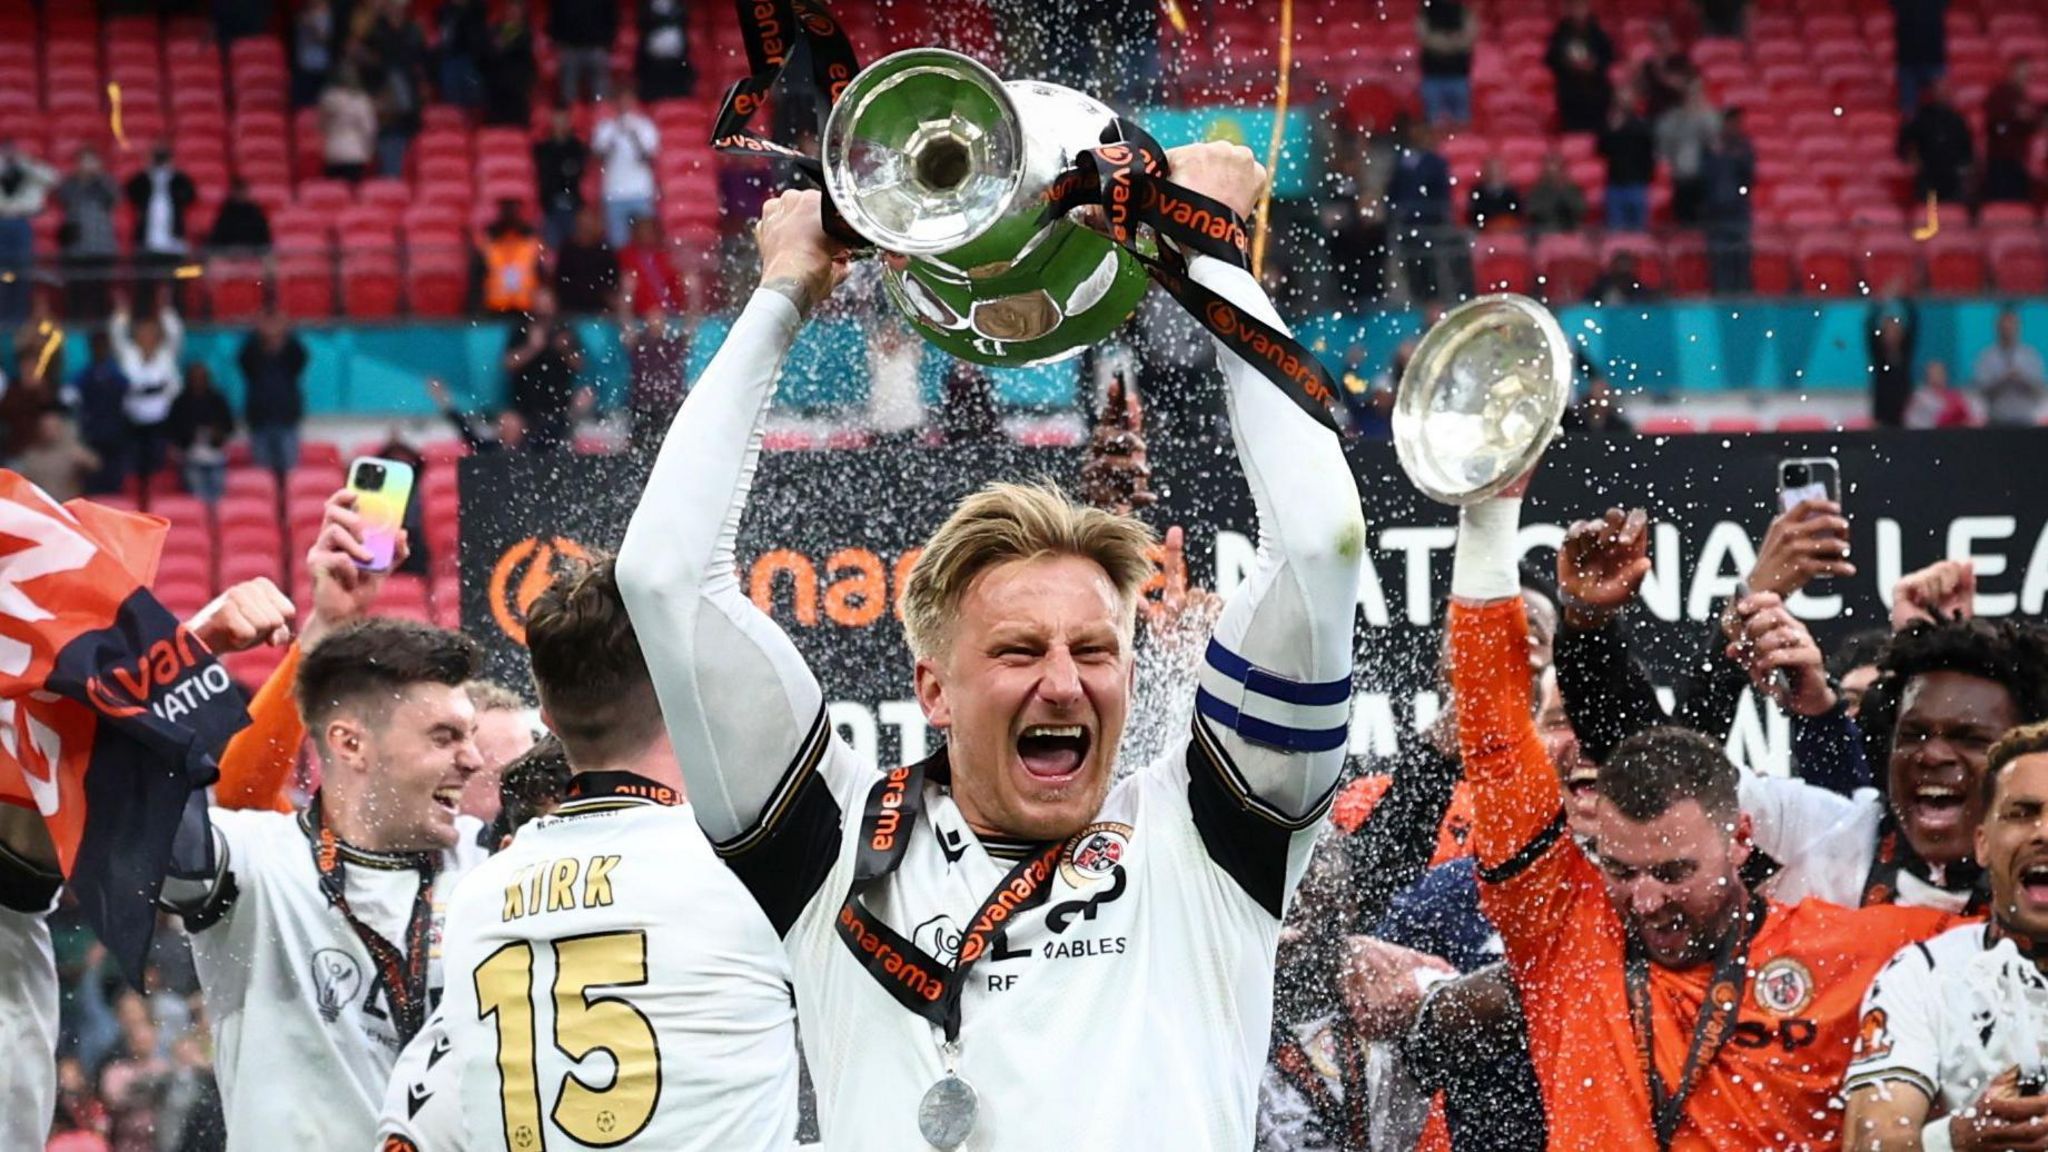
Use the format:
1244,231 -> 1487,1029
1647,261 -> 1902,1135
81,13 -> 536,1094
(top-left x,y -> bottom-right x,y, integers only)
161,618 -> 485,1152
618,143 -> 1366,1150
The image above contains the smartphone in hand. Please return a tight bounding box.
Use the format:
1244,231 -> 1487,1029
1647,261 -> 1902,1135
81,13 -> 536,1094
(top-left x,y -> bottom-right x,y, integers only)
1776,457 -> 1842,515
345,456 -> 416,572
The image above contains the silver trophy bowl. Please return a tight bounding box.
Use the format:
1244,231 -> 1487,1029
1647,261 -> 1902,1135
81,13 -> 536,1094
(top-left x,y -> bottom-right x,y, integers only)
1392,293 -> 1574,505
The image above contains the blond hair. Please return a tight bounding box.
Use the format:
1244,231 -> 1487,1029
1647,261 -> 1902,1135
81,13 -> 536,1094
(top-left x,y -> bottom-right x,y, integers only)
464,679 -> 526,714
899,481 -> 1157,662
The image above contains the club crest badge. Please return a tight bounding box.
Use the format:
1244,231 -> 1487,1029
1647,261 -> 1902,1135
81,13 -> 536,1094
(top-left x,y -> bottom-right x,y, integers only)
1755,957 -> 1815,1016
1061,822 -> 1133,887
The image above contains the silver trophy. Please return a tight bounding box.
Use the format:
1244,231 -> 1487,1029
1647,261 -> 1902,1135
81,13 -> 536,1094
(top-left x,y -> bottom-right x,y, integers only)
1392,293 -> 1574,504
821,48 -> 1152,367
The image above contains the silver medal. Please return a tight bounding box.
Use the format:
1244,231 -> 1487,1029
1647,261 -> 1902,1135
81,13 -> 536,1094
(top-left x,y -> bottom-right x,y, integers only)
917,1073 -> 978,1149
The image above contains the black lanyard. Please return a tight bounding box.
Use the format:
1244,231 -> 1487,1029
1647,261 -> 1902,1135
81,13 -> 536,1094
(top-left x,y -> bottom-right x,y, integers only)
303,796 -> 438,1047
1623,896 -> 1766,1152
1862,819 -> 1987,912
832,751 -> 1065,1044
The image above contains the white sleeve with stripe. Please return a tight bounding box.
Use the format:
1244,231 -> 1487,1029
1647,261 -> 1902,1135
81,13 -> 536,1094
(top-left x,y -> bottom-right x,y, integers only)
616,290 -> 828,846
1188,255 -> 1366,822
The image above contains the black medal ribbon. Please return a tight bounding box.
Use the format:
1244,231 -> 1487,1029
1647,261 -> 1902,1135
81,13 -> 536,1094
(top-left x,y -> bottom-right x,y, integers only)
708,0 -> 1343,433
303,795 -> 438,1047
1861,818 -> 1987,912
1623,895 -> 1766,1152
833,750 -> 1065,1044
710,0 -> 869,247
1269,1016 -> 1371,1150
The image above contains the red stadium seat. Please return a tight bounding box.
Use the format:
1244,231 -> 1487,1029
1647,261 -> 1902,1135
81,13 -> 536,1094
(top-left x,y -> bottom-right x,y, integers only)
406,252 -> 469,318
1664,233 -> 1710,296
1470,232 -> 1533,294
276,252 -> 335,319
206,257 -> 269,321
1534,233 -> 1600,303
1856,231 -> 1919,295
1794,232 -> 1860,296
341,251 -> 403,318
1925,232 -> 1987,294
1989,232 -> 2048,294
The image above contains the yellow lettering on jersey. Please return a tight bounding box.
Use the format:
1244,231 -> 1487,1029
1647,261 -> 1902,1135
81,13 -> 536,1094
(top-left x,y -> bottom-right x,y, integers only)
546,857 -> 581,912
583,855 -> 620,909
502,865 -> 529,921
527,866 -> 545,919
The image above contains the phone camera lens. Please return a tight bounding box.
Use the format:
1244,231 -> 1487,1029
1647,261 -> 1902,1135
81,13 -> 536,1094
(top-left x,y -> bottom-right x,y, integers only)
355,463 -> 387,491
1784,465 -> 1810,487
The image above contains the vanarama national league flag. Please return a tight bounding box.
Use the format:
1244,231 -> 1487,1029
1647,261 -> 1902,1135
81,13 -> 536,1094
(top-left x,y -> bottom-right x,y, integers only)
0,473 -> 248,980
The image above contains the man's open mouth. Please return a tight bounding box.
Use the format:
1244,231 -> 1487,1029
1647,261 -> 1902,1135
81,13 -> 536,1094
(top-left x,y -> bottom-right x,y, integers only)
1905,783 -> 1968,833
1017,724 -> 1090,781
2020,861 -> 2048,905
431,786 -> 462,814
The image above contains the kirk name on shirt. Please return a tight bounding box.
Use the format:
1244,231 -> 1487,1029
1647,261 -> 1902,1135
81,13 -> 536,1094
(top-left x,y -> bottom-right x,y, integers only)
500,855 -> 622,922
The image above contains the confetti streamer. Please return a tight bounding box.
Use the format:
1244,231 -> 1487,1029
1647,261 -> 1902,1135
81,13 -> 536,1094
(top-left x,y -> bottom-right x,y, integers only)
1250,0 -> 1292,279
108,82 -> 126,148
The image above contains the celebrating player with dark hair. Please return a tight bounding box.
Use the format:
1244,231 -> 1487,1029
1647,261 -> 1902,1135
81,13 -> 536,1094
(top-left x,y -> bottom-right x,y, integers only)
618,143 -> 1365,1149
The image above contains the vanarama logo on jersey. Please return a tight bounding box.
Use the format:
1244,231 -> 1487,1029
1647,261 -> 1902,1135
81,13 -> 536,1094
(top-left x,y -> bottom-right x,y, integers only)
84,626 -> 234,725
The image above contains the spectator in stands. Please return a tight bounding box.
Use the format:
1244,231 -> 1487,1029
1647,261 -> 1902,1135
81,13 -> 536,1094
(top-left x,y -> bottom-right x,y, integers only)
1586,249 -> 1656,305
1323,185 -> 1390,304
72,333 -> 128,494
292,0 -> 337,108
479,198 -> 545,316
1598,83 -> 1656,232
1693,0 -> 1746,37
534,109 -> 589,254
482,0 -> 540,127
1,343 -> 58,458
427,376 -> 520,453
552,206 -> 620,314
1524,151 -> 1587,234
1545,0 -> 1616,134
1969,307 -> 2046,427
1892,0 -> 1951,115
108,297 -> 184,494
358,0 -> 429,178
1417,0 -> 1478,127
1387,124 -> 1455,303
503,285 -> 588,452
0,138 -> 56,324
625,309 -> 689,458
1467,156 -> 1521,230
1870,296 -> 1920,429
1636,20 -> 1697,123
319,63 -> 380,184
939,360 -> 1001,444
14,406 -> 98,503
1899,79 -> 1975,204
1561,354 -> 1632,432
54,146 -> 119,323
169,363 -> 235,505
636,0 -> 697,102
1905,359 -> 1980,428
1982,60 -> 2039,204
124,146 -> 197,314
435,0 -> 490,109
618,215 -> 685,318
592,90 -> 661,247
1657,78 -> 1721,225
1345,341 -> 1401,440
551,0 -> 619,105
1699,108 -> 1756,293
205,177 -> 274,254
237,308 -> 309,480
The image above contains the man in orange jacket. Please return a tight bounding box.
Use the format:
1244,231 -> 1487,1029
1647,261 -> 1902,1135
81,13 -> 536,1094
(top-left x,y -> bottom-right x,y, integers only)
1443,460 -> 1954,1151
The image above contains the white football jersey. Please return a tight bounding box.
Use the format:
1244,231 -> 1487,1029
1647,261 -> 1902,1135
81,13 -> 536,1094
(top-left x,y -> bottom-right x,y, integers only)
376,1006 -> 463,1152
398,784 -> 799,1152
0,901 -> 59,1151
1740,777 -> 1977,912
1845,921 -> 2048,1115
180,807 -> 481,1152
735,720 -> 1322,1152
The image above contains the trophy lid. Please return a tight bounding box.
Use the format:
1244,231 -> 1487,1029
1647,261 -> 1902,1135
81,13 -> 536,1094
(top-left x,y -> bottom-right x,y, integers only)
1392,293 -> 1573,506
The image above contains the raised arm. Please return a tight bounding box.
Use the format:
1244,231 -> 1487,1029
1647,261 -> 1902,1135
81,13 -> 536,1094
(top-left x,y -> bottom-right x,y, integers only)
1182,146 -> 1365,831
615,189 -> 843,846
1455,485 -> 1616,950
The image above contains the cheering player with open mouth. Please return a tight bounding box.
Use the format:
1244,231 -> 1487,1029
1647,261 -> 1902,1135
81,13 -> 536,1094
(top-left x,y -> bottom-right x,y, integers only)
618,142 -> 1365,1150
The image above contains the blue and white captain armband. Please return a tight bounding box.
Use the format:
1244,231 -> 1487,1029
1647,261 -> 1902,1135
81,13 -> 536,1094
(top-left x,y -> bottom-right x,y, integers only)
1194,639 -> 1352,753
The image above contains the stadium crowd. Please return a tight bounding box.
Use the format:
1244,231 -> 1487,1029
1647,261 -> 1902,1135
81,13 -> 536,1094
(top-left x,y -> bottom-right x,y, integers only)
3,3 -> 2048,1152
